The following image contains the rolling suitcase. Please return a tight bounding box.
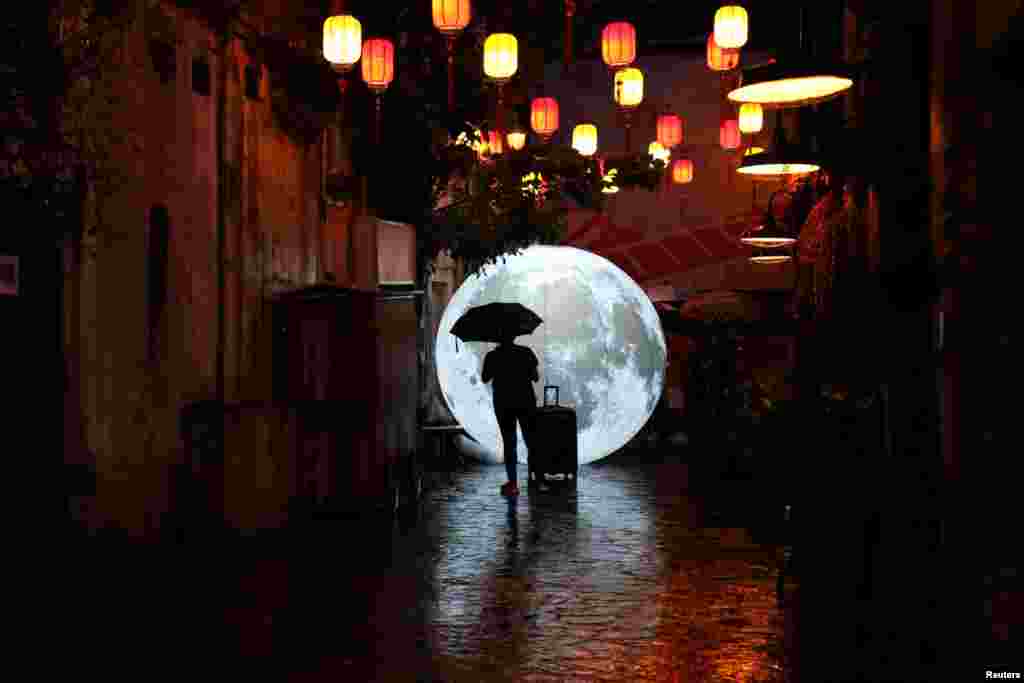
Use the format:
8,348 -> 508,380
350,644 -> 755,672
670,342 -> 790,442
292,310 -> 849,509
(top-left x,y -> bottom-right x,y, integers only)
528,386 -> 578,488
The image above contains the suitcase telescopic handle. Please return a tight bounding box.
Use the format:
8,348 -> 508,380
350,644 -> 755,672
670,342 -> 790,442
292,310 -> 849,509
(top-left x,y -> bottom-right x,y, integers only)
544,385 -> 559,407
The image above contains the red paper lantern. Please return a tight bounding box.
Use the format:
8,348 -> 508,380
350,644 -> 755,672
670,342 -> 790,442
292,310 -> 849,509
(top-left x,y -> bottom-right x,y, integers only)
601,22 -> 636,69
487,129 -> 503,155
720,119 -> 741,150
361,38 -> 394,93
706,33 -> 740,71
656,113 -> 683,149
530,97 -> 559,139
672,159 -> 694,184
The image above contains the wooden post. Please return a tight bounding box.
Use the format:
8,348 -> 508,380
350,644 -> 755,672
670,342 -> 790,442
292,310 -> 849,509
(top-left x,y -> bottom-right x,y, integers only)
216,31 -> 228,405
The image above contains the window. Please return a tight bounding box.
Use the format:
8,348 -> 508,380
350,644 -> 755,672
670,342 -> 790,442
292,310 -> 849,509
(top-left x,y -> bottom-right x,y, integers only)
244,64 -> 262,100
148,40 -> 176,84
192,56 -> 211,96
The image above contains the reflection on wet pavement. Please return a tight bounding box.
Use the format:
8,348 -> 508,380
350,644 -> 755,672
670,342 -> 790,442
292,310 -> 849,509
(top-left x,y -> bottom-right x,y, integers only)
229,456 -> 789,682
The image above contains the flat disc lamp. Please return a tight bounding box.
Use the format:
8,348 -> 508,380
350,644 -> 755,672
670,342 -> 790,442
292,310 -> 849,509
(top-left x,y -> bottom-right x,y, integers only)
729,58 -> 854,108
737,110 -> 819,178
749,250 -> 793,264
727,6 -> 853,109
738,147 -> 820,178
745,187 -> 798,253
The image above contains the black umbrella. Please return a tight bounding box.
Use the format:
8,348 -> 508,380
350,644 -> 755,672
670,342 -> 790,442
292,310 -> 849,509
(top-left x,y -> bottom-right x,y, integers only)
450,302 -> 543,348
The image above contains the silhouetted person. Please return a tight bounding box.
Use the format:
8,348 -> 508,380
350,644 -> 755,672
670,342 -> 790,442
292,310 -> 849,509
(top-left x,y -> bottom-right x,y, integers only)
482,327 -> 539,496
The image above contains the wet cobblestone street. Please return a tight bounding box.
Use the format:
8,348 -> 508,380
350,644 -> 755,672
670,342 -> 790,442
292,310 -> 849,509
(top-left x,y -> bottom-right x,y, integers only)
221,453 -> 791,682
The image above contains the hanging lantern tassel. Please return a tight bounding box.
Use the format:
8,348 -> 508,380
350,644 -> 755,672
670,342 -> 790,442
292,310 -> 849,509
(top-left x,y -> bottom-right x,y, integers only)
623,112 -> 633,154
483,33 -> 518,140
432,0 -> 472,113
374,95 -> 383,147
564,0 -> 576,70
361,37 -> 394,146
446,35 -> 457,112
496,85 -> 505,144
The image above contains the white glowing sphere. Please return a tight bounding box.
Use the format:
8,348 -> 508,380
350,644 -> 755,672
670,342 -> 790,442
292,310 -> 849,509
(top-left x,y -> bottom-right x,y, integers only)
436,245 -> 666,465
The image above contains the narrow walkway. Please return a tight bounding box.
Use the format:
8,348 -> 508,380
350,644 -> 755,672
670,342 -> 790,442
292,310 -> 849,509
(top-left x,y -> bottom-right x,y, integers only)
238,453 -> 789,681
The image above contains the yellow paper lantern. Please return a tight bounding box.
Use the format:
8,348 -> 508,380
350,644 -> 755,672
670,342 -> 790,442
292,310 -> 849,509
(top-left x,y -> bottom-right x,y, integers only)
323,15 -> 361,73
361,38 -> 394,93
714,6 -> 748,49
738,102 -> 763,133
572,124 -> 598,156
483,33 -> 517,84
432,0 -> 472,35
613,67 -> 643,109
506,130 -> 526,151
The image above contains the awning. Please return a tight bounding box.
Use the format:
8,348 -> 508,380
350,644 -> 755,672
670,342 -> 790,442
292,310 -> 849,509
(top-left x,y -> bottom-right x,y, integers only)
564,207 -> 763,287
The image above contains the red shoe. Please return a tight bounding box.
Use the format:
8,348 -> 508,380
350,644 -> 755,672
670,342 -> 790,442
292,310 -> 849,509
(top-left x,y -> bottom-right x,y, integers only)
500,482 -> 520,497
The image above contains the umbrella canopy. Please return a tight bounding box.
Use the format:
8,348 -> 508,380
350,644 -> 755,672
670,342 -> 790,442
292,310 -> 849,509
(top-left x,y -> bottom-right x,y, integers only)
450,302 -> 543,344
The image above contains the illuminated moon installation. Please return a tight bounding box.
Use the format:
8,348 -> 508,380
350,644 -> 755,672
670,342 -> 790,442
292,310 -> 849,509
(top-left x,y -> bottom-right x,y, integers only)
436,245 -> 667,465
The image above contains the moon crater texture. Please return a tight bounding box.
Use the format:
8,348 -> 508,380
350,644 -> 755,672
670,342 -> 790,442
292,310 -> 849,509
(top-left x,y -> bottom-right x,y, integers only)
436,245 -> 667,465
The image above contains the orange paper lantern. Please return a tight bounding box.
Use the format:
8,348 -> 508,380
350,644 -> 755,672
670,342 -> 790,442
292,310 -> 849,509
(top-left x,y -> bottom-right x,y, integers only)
601,22 -> 636,69
506,129 -> 526,151
720,119 -> 741,150
530,97 -> 559,139
706,33 -> 740,71
672,159 -> 694,184
432,0 -> 471,35
656,113 -> 683,149
361,38 -> 394,93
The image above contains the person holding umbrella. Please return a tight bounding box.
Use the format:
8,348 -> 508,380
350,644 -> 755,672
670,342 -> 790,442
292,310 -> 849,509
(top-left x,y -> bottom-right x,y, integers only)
482,323 -> 540,496
451,301 -> 543,496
